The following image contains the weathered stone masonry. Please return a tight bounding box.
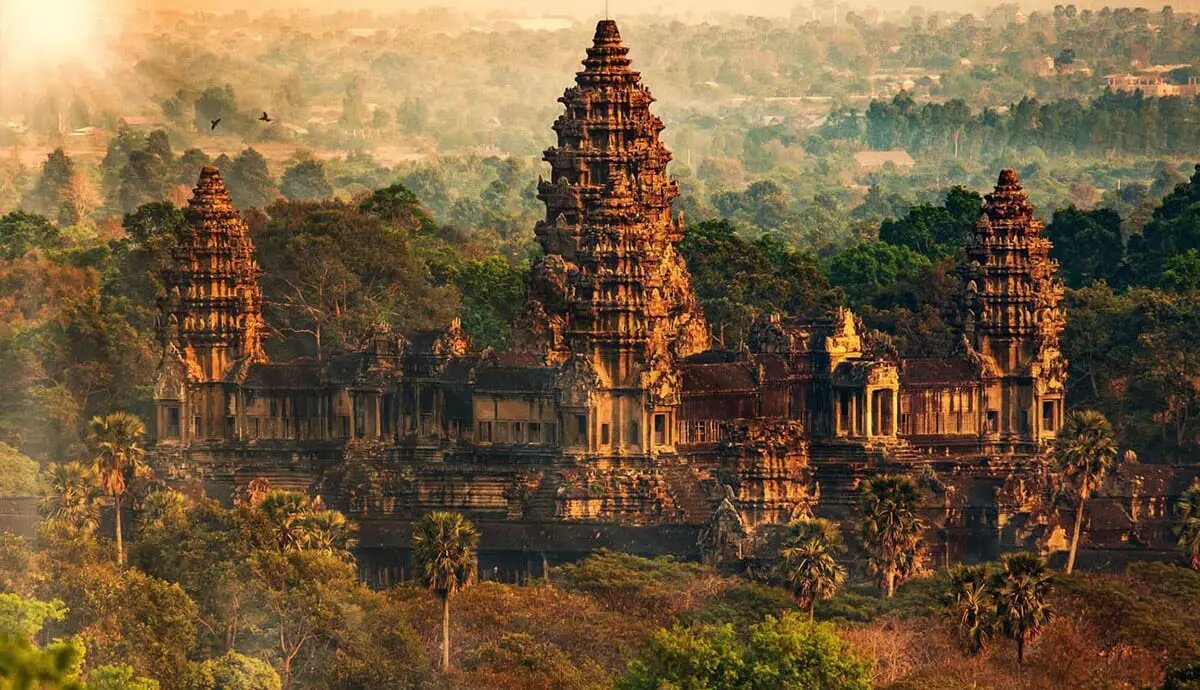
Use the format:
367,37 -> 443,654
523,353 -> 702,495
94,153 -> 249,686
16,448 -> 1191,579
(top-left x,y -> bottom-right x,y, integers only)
152,21 -> 1192,581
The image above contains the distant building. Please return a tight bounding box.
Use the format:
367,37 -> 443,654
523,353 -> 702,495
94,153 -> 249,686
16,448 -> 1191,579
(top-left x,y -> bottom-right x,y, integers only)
854,149 -> 915,169
118,115 -> 167,130
1104,73 -> 1200,97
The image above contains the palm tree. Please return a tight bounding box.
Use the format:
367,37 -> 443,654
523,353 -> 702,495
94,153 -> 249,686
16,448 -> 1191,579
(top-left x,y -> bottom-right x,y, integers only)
1052,409 -> 1118,574
948,564 -> 993,654
87,412 -> 149,565
1177,480 -> 1200,571
778,518 -> 846,621
993,552 -> 1052,665
256,490 -> 313,552
411,511 -> 479,671
301,509 -> 358,559
858,474 -> 925,597
40,461 -> 101,533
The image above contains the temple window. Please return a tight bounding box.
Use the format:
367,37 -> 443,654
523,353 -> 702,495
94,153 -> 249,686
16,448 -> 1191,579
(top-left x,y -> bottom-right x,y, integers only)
165,406 -> 181,439
478,421 -> 492,442
193,416 -> 203,439
512,422 -> 525,443
654,414 -> 666,446
1042,401 -> 1057,432
986,411 -> 999,433
600,423 -> 610,445
528,422 -> 542,444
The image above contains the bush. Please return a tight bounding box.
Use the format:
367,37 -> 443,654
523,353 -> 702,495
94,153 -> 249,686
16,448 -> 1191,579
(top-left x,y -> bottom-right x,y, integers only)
617,614 -> 872,690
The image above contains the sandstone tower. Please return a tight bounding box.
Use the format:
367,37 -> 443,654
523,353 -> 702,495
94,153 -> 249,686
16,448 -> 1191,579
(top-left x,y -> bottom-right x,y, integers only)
153,166 -> 266,442
519,19 -> 709,459
960,169 -> 1066,451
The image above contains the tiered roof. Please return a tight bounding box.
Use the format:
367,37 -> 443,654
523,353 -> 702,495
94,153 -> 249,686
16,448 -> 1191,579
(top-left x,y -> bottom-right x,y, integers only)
159,166 -> 266,381
524,20 -> 708,365
960,169 -> 1066,378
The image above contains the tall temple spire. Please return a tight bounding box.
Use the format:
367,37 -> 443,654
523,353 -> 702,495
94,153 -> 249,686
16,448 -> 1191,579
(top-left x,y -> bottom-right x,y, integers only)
960,169 -> 1066,442
158,166 -> 266,382
519,19 -> 708,456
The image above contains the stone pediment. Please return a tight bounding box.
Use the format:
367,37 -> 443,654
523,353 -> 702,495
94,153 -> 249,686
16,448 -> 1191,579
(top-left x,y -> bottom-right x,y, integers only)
556,356 -> 601,408
154,343 -> 201,401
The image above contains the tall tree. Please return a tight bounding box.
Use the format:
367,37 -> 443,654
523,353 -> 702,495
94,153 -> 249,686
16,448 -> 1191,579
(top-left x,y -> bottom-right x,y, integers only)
992,552 -> 1052,665
1053,409 -> 1119,574
40,461 -> 101,535
858,474 -> 924,597
947,563 -> 993,654
87,412 -> 148,565
411,511 -> 478,671
778,518 -> 846,621
1177,480 -> 1200,572
280,160 -> 332,202
25,148 -> 78,226
227,148 -> 278,209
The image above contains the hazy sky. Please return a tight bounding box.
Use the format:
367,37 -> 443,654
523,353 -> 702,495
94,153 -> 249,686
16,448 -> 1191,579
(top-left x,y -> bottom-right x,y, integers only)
116,0 -> 1200,16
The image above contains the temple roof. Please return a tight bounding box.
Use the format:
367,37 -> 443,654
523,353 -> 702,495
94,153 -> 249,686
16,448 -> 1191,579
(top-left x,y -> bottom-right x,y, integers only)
576,19 -> 640,88
243,361 -> 326,390
901,358 -> 979,386
473,365 -> 558,393
681,362 -> 757,395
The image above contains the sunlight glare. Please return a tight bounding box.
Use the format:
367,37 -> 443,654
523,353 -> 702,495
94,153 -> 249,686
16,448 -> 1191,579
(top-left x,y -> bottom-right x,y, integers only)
0,0 -> 98,72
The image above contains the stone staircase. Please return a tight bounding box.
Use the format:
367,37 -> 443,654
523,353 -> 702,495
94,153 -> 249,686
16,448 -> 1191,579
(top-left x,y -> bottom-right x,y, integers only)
660,460 -> 716,524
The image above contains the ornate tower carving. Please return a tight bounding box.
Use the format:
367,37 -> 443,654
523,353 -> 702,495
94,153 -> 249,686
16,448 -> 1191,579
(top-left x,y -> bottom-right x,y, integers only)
158,166 -> 266,383
517,19 -> 708,458
959,169 -> 1066,444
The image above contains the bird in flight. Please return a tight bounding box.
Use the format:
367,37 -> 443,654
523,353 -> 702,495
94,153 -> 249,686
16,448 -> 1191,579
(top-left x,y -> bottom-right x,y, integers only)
210,118 -> 221,130
259,111 -> 272,123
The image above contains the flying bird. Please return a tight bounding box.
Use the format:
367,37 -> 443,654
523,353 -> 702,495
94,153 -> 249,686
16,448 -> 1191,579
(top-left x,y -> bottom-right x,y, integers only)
259,111 -> 272,123
210,118 -> 221,131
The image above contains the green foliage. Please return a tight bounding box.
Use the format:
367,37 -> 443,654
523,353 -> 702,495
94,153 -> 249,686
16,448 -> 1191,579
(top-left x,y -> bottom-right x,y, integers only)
552,550 -> 713,620
616,623 -> 744,690
828,242 -> 931,309
858,474 -> 925,597
682,583 -> 795,633
0,445 -> 41,498
946,564 -> 994,654
24,150 -> 79,227
618,615 -> 871,690
0,213 -> 60,260
878,186 -> 981,259
777,519 -> 846,618
411,511 -> 478,598
0,596 -> 65,641
743,614 -> 872,689
1045,206 -> 1124,288
1160,663 -> 1200,690
1128,165 -> 1200,288
358,183 -> 434,232
1179,481 -> 1200,571
185,653 -> 280,690
0,634 -> 84,690
452,257 -> 528,349
279,161 -> 332,202
992,553 -> 1052,664
255,198 -> 459,358
225,150 -> 277,210
1053,409 -> 1119,572
680,219 -> 841,345
85,665 -> 158,690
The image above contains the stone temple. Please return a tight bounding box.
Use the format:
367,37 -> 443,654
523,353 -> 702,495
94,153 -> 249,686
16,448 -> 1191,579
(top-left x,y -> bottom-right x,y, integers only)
151,21 -> 1175,581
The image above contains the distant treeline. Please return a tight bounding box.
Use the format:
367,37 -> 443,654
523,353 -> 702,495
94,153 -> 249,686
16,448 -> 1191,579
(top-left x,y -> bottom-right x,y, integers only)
819,92 -> 1200,159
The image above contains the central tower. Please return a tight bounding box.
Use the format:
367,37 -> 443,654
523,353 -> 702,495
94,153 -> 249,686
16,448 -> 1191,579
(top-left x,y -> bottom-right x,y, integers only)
519,19 -> 709,459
